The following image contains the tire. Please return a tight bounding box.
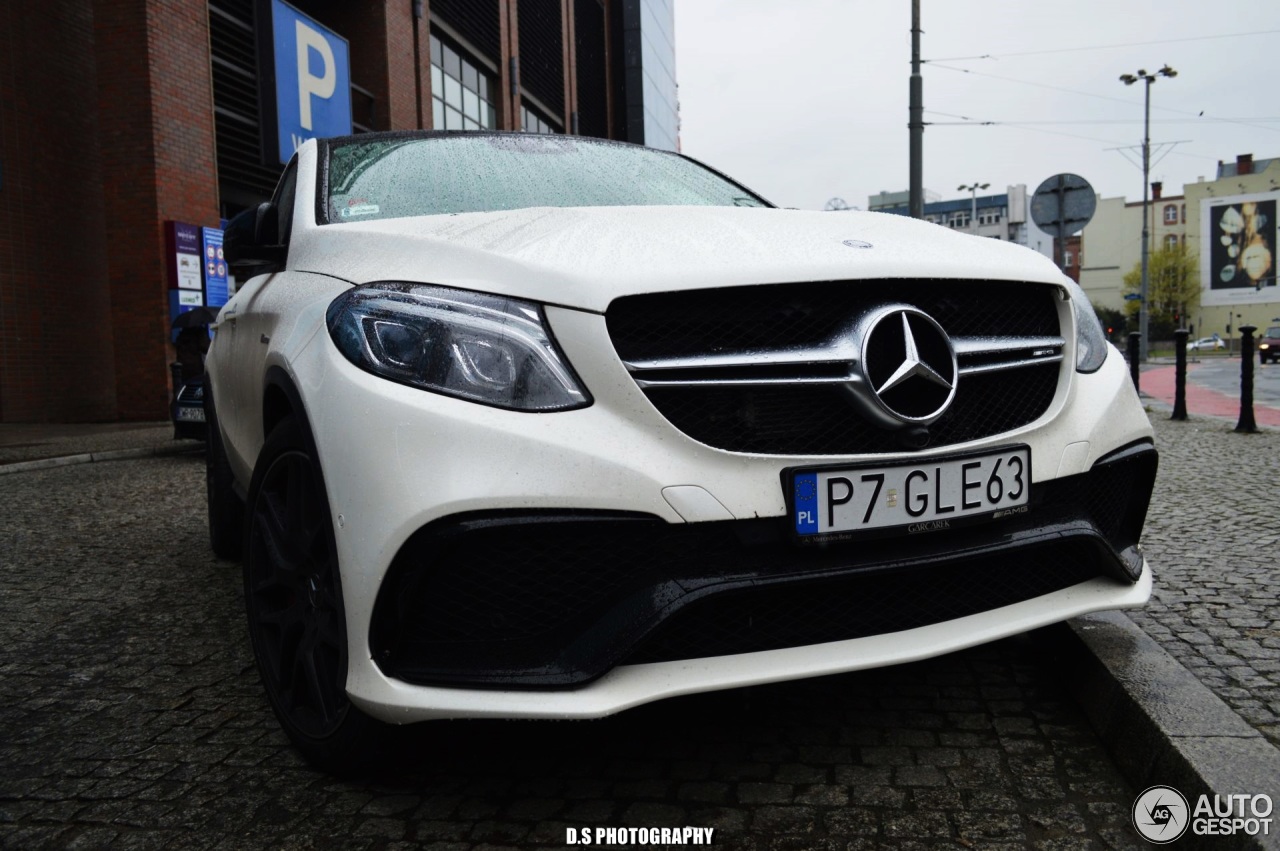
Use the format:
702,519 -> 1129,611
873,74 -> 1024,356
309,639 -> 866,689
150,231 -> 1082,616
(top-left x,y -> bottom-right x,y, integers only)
243,415 -> 389,773
206,388 -> 244,560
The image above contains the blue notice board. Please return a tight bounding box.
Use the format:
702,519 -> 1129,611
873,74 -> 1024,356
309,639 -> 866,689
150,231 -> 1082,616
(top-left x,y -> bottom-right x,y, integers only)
202,227 -> 228,308
265,0 -> 351,164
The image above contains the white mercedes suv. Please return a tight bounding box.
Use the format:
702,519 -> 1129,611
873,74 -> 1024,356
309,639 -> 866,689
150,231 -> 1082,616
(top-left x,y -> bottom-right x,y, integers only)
207,132 -> 1157,771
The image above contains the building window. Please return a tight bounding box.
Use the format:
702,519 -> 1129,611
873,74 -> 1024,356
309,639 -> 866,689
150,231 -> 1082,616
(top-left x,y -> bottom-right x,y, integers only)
978,208 -> 1001,226
1181,203 -> 1186,223
1164,233 -> 1180,250
520,103 -> 559,134
1064,250 -> 1074,267
1163,204 -> 1178,224
430,34 -> 497,132
948,213 -> 970,228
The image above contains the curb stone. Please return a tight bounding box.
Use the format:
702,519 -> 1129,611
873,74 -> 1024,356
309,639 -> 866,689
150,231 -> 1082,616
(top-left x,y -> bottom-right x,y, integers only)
1066,611 -> 1280,851
0,443 -> 201,475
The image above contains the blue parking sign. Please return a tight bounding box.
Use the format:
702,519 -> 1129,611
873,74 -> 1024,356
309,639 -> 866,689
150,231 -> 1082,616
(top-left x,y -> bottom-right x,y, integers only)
260,0 -> 351,164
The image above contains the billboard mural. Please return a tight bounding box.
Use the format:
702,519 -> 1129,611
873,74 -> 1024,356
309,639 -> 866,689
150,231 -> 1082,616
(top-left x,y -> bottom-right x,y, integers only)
1201,192 -> 1279,307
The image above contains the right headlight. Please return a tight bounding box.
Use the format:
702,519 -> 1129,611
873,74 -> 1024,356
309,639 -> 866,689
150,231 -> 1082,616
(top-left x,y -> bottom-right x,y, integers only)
326,282 -> 591,412
1064,279 -> 1108,373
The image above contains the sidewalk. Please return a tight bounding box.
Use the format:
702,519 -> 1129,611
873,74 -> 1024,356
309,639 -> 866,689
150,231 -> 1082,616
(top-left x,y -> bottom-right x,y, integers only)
0,421 -> 199,473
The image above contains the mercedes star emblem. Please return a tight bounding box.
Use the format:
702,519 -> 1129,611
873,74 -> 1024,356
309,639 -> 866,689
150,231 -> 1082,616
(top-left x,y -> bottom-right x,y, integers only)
860,307 -> 958,425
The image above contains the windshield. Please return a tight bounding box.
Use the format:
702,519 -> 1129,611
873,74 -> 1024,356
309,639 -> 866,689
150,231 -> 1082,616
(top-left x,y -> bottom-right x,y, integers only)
1266,327 -> 1280,338
323,134 -> 769,223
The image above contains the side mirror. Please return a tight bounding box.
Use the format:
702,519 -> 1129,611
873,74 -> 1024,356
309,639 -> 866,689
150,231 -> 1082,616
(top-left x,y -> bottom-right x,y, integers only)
224,202 -> 286,273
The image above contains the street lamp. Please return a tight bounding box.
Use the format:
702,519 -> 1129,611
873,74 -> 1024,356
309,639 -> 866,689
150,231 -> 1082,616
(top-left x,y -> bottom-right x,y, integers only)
958,182 -> 989,235
1120,64 -> 1177,361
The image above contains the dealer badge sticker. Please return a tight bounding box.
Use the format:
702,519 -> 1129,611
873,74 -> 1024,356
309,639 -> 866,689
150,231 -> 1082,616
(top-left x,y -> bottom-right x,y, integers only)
1133,785 -> 1190,844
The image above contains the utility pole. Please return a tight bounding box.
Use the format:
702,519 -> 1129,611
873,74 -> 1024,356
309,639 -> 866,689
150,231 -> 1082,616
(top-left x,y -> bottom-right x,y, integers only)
909,0 -> 923,219
1120,65 -> 1177,362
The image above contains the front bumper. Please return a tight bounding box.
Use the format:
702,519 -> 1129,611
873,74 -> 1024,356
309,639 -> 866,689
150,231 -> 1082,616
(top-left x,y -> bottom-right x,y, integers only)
287,306 -> 1156,722
349,564 -> 1151,723
370,441 -> 1155,689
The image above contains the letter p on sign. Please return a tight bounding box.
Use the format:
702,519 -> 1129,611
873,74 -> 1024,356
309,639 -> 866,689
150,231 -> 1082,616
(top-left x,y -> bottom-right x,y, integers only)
295,20 -> 335,131
265,0 -> 351,164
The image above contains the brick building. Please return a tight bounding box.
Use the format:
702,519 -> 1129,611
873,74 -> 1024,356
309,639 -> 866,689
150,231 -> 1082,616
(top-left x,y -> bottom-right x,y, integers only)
0,0 -> 677,423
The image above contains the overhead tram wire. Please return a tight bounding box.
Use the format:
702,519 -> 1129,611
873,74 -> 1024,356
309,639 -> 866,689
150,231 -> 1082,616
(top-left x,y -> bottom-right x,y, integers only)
923,29 -> 1280,63
923,109 -> 1219,161
927,63 -> 1280,136
927,118 -> 1280,126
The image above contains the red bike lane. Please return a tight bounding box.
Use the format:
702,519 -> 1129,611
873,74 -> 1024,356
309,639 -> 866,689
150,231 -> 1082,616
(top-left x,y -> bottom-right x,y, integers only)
1140,362 -> 1280,426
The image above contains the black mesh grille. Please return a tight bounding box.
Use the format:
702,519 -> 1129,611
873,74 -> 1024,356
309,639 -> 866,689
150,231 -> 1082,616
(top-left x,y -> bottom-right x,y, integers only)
370,446 -> 1155,688
518,0 -> 565,120
626,540 -> 1099,664
644,363 -> 1058,455
432,0 -> 501,66
608,280 -> 1061,362
608,280 -> 1063,455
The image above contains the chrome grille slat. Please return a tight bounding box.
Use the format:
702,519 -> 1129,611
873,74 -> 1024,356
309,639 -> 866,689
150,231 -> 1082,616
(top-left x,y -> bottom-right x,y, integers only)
626,334 -> 1065,388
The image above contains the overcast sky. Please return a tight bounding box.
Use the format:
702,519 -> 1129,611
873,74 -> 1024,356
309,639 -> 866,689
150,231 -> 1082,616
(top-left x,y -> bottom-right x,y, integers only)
674,1 -> 1280,211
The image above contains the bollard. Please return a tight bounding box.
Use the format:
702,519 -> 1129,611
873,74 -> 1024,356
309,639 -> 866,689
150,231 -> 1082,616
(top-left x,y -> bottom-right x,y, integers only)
1127,332 -> 1141,393
1236,325 -> 1258,433
1171,329 -> 1188,420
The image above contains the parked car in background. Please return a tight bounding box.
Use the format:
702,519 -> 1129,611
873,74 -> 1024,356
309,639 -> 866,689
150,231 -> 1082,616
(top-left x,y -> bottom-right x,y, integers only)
169,312 -> 215,441
207,131 -> 1158,772
170,370 -> 206,441
1259,326 -> 1280,364
1186,333 -> 1226,351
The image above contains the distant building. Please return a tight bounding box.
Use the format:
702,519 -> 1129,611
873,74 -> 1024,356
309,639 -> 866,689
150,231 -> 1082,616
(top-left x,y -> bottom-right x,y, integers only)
1184,154 -> 1280,340
867,188 -> 940,210
1079,181 -> 1187,312
1080,154 -> 1280,338
619,0 -> 679,151
873,185 -> 1048,255
1061,235 -> 1082,284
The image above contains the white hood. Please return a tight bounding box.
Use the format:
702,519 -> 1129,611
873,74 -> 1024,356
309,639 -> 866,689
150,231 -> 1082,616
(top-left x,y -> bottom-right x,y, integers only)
289,205 -> 1067,313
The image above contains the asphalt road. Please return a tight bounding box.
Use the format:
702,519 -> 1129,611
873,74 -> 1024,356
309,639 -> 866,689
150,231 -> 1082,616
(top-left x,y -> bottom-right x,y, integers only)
1179,355 -> 1280,409
0,453 -> 1147,849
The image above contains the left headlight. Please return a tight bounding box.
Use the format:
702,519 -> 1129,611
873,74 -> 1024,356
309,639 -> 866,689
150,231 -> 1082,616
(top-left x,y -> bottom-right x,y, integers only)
327,282 -> 591,412
1064,279 -> 1108,373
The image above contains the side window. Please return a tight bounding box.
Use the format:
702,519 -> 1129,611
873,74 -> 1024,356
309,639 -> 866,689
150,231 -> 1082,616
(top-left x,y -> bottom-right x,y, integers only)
273,160 -> 298,246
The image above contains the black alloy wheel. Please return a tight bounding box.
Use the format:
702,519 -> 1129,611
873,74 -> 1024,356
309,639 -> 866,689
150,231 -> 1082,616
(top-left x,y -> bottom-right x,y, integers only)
244,416 -> 386,770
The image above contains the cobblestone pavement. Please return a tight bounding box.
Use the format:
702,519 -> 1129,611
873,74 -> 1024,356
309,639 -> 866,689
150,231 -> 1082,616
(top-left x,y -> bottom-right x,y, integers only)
1129,411 -> 1280,748
0,454 -> 1146,849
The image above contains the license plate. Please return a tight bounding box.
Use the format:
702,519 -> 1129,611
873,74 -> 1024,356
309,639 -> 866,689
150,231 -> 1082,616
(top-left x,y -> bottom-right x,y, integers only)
790,446 -> 1030,538
176,406 -> 206,422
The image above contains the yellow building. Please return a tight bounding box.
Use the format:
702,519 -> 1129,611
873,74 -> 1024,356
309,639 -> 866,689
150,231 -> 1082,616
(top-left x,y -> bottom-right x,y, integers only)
1184,154 -> 1280,340
1079,185 -> 1187,314
1080,154 -> 1280,343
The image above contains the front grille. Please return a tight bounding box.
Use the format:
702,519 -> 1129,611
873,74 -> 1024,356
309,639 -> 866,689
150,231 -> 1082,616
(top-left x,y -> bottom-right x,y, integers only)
607,280 -> 1064,454
643,363 -> 1058,455
369,444 -> 1156,689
